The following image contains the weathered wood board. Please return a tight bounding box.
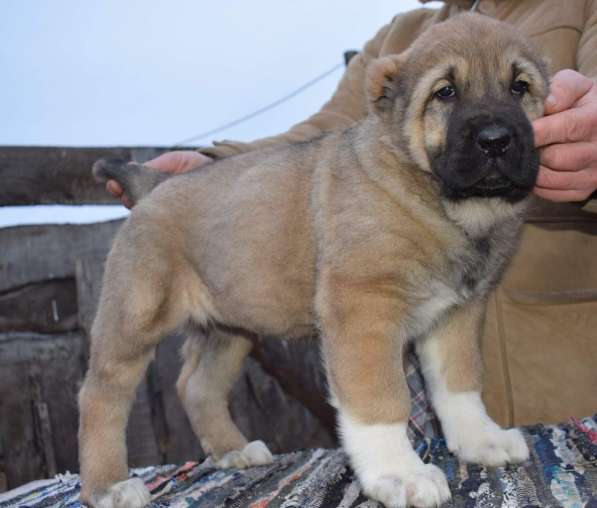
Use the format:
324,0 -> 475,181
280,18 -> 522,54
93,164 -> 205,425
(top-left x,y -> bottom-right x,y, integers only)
0,147 -> 172,205
0,332 -> 86,488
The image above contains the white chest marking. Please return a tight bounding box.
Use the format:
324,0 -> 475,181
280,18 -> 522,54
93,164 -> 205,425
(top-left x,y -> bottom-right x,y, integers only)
408,281 -> 461,337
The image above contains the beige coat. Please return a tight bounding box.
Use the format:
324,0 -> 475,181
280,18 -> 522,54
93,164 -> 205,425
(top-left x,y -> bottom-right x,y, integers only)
200,0 -> 597,427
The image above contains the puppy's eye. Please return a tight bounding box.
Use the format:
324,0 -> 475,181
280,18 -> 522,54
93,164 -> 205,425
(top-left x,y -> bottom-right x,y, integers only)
435,85 -> 456,100
511,80 -> 529,96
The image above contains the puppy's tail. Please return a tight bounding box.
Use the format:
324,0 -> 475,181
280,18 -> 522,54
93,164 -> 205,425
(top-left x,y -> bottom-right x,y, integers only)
92,158 -> 170,205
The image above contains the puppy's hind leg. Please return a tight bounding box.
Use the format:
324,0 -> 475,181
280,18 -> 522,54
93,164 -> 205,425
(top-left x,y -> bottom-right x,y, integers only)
176,328 -> 273,469
78,221 -> 193,508
416,300 -> 529,466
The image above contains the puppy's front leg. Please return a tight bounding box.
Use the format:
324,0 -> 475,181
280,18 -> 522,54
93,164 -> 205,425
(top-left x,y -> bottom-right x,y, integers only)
318,277 -> 450,508
416,299 -> 529,466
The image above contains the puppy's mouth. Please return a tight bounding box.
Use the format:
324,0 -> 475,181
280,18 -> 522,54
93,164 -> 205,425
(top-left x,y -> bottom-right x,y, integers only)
432,141 -> 539,202
466,171 -> 531,200
437,175 -> 531,201
475,173 -> 514,191
433,158 -> 536,201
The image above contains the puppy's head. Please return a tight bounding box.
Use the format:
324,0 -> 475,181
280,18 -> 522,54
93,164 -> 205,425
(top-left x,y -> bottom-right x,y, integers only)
366,13 -> 549,203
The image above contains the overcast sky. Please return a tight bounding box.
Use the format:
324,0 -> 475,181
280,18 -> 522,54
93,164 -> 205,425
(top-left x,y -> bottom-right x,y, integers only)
1,0 -> 441,226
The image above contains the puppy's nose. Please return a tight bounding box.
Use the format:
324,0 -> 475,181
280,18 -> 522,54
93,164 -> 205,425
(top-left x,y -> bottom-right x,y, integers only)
477,125 -> 511,157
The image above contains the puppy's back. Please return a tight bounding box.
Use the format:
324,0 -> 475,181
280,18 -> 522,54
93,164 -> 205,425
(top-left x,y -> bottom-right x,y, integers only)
128,141 -> 323,337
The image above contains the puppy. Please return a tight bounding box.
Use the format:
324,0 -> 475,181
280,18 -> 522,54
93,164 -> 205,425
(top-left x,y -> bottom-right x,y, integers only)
80,13 -> 548,508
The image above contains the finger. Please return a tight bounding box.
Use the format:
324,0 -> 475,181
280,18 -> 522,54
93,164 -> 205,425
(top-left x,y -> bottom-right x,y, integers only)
540,142 -> 597,171
122,195 -> 134,209
106,180 -> 123,197
145,152 -> 180,171
544,69 -> 594,115
105,180 -> 134,208
533,186 -> 594,202
176,152 -> 213,172
533,107 -> 593,147
535,165 -> 597,191
145,151 -> 213,173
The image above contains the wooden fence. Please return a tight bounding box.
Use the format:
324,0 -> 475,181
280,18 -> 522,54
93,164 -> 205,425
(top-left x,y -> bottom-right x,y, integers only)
0,146 -> 335,491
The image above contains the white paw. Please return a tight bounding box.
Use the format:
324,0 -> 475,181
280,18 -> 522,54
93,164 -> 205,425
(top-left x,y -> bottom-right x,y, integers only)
403,464 -> 452,507
363,474 -> 406,508
362,464 -> 451,508
93,478 -> 151,508
215,440 -> 273,469
337,413 -> 451,508
428,389 -> 529,467
448,425 -> 529,466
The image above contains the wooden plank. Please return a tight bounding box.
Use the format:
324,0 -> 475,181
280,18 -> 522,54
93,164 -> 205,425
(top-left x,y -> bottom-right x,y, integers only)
0,331 -> 165,487
0,221 -> 121,292
152,333 -> 204,464
230,356 -> 335,453
126,380 -> 163,467
0,332 -> 86,489
0,146 -> 172,205
31,378 -> 57,478
0,279 -> 78,333
252,336 -> 336,436
75,255 -> 107,334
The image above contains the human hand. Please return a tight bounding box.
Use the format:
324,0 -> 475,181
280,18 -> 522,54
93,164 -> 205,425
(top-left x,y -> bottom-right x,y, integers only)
106,150 -> 213,208
533,70 -> 597,202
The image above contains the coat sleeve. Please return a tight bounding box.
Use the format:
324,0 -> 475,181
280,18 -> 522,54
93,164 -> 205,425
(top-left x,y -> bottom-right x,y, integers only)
196,19 -> 394,159
577,0 -> 597,213
577,0 -> 597,80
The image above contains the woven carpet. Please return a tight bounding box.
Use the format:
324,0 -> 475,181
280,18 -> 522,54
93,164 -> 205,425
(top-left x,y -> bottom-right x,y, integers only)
2,415 -> 595,508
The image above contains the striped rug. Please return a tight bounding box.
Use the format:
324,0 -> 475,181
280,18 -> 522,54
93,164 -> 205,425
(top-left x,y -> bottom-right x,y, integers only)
1,415 -> 595,507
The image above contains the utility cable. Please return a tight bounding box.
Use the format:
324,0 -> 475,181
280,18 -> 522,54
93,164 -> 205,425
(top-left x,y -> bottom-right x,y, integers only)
172,61 -> 344,147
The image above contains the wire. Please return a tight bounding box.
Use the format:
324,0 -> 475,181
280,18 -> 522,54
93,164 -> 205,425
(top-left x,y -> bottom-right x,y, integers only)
172,61 -> 344,147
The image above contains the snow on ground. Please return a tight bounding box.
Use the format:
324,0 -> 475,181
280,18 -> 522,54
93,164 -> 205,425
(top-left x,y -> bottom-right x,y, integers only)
0,205 -> 129,228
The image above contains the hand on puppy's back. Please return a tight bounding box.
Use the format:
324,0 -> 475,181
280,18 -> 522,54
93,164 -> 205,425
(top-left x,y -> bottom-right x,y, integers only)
98,151 -> 212,208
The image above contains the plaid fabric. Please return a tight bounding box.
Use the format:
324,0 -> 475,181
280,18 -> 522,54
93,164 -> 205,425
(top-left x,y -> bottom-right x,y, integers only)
404,344 -> 441,442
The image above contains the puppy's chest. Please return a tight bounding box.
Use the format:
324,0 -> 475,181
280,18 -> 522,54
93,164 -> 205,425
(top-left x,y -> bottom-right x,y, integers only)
411,235 -> 503,331
452,235 -> 499,297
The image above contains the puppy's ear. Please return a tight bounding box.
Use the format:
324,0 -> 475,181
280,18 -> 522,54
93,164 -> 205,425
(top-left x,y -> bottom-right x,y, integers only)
366,55 -> 405,112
